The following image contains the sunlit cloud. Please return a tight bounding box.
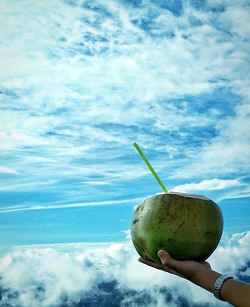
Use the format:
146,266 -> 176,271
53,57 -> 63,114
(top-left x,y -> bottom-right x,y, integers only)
0,232 -> 249,306
172,178 -> 242,192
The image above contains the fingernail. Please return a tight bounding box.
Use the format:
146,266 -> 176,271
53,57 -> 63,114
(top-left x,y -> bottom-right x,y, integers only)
157,250 -> 165,257
157,250 -> 164,264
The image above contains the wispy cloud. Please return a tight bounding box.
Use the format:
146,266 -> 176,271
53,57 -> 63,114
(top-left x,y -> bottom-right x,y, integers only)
0,0 -> 249,206
171,103 -> 250,180
0,166 -> 18,174
173,178 -> 242,192
80,180 -> 113,186
0,197 -> 141,214
171,178 -> 250,201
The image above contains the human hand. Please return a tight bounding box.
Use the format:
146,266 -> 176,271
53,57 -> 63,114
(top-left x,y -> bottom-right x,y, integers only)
139,250 -> 250,306
139,250 -> 211,283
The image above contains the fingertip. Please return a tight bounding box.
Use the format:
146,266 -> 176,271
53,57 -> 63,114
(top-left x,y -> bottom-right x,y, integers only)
157,250 -> 165,264
157,250 -> 168,257
157,250 -> 172,266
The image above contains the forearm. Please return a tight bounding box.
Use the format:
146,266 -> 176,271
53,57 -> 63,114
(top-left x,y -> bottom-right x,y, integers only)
191,267 -> 250,307
220,279 -> 250,307
145,251 -> 250,306
189,266 -> 220,293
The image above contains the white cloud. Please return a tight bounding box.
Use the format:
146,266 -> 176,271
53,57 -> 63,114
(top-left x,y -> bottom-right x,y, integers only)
171,102 -> 250,180
0,166 -> 18,174
0,179 -> 59,193
0,197 -> 141,214
210,231 -> 250,275
80,181 -> 113,186
172,178 -> 242,193
219,3 -> 250,39
0,0 -> 248,163
0,232 -> 249,306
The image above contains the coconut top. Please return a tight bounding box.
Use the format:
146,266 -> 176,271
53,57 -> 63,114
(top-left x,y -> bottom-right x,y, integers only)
157,191 -> 210,200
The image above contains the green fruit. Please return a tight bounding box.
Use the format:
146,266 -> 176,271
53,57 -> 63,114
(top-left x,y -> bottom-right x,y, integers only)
131,192 -> 223,263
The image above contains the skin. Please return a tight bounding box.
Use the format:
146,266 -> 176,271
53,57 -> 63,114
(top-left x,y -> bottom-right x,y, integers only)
139,250 -> 250,307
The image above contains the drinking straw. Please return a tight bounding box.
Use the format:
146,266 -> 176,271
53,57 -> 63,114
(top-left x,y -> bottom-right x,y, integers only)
133,143 -> 168,193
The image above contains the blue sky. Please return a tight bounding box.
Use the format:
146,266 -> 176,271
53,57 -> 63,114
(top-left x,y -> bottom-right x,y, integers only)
0,0 -> 250,213
0,0 -> 250,305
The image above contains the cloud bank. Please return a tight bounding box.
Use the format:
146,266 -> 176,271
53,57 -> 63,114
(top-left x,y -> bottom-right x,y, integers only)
0,232 -> 249,307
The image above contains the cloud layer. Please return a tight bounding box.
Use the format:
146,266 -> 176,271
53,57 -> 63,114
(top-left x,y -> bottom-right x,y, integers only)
0,231 -> 249,306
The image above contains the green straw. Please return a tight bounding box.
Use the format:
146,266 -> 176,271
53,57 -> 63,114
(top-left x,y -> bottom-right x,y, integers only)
133,143 -> 168,193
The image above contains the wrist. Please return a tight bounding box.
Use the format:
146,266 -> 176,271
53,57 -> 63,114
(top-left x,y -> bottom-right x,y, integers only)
191,266 -> 220,293
213,275 -> 234,301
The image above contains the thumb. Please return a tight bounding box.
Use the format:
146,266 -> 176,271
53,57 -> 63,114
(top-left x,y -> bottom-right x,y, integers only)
157,250 -> 182,272
157,250 -> 186,277
157,250 -> 173,266
157,250 -> 201,281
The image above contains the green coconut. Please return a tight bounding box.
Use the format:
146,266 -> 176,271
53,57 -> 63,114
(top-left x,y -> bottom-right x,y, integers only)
131,192 -> 223,263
